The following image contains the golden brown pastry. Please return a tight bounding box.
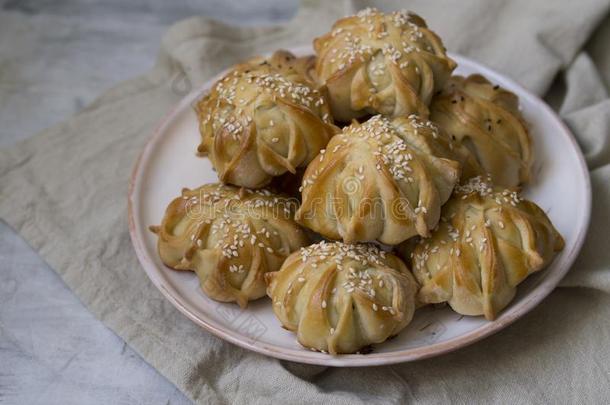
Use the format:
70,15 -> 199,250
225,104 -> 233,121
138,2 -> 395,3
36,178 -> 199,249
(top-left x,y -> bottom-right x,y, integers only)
410,176 -> 564,320
314,8 -> 456,122
196,50 -> 337,188
150,183 -> 308,307
266,241 -> 418,354
430,74 -> 532,187
296,115 -> 462,245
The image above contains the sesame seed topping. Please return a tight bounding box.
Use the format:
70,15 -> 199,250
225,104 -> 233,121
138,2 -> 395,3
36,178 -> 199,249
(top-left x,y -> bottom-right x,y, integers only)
455,176 -> 522,207
296,241 -> 396,300
322,7 -> 449,114
413,173 -> 535,280
181,184 -> 292,262
300,115 -> 446,226
199,54 -> 329,142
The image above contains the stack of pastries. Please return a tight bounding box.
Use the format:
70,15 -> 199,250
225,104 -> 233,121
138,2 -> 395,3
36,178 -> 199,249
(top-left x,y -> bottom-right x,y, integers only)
152,8 -> 564,355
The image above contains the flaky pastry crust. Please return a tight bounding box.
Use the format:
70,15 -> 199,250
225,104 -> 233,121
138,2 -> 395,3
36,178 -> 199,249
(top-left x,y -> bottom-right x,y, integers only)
314,8 -> 456,122
196,50 -> 338,188
266,241 -> 417,354
410,177 -> 564,320
150,183 -> 308,307
430,74 -> 532,187
296,115 -> 463,244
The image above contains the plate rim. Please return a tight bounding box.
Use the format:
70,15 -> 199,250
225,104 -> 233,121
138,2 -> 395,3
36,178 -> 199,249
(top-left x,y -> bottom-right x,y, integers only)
128,48 -> 592,367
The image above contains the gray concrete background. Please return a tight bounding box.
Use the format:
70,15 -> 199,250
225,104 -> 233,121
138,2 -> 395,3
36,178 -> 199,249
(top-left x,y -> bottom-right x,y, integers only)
0,1 -> 296,404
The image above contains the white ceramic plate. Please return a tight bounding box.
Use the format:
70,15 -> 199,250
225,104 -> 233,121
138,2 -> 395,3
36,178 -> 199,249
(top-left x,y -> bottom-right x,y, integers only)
128,47 -> 591,366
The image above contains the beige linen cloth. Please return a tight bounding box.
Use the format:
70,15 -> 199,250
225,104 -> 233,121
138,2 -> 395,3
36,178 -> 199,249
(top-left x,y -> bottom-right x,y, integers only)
1,0 -> 610,402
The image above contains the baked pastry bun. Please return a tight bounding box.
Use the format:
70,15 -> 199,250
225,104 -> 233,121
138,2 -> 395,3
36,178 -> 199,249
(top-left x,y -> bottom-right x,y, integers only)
410,177 -> 564,320
196,50 -> 337,188
265,241 -> 418,354
150,183 -> 308,307
314,8 -> 456,122
430,74 -> 532,187
296,115 -> 462,245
